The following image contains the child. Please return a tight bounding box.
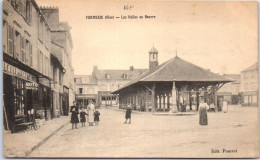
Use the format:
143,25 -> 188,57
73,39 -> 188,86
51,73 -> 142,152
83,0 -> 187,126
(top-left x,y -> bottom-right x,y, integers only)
94,110 -> 100,126
80,109 -> 87,127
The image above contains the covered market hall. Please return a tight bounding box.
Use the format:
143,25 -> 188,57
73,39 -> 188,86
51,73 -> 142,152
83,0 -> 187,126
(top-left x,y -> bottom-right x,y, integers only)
112,55 -> 233,112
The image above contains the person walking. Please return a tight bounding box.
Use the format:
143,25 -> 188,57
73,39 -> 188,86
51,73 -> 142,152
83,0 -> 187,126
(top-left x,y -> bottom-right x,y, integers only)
70,101 -> 79,129
199,99 -> 208,125
94,109 -> 100,126
124,105 -> 132,124
87,100 -> 95,126
80,109 -> 87,127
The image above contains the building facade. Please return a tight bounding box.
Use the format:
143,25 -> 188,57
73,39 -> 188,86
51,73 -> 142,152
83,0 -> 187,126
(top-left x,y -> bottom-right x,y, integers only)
3,0 -> 52,132
240,62 -> 258,106
3,0 -> 75,133
75,66 -> 147,108
41,7 -> 75,115
217,74 -> 241,104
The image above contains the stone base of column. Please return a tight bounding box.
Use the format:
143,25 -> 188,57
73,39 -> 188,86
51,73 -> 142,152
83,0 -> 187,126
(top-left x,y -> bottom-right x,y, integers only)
169,104 -> 178,113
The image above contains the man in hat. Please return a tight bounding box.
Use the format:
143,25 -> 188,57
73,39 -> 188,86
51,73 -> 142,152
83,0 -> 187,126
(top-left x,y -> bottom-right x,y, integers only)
87,100 -> 95,126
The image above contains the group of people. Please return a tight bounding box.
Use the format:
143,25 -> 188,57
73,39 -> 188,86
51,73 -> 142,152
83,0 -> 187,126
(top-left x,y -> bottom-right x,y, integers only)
70,100 -> 100,129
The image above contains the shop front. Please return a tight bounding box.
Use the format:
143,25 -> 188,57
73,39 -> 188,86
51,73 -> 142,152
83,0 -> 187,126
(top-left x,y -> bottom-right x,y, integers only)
3,62 -> 52,133
76,94 -> 98,109
3,62 -> 37,132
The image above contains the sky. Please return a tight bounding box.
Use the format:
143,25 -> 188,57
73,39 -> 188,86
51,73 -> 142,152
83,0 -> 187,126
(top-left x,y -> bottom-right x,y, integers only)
36,0 -> 258,75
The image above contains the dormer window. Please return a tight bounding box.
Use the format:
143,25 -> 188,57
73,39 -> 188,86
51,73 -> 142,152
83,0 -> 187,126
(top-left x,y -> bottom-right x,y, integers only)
105,73 -> 111,79
122,74 -> 128,79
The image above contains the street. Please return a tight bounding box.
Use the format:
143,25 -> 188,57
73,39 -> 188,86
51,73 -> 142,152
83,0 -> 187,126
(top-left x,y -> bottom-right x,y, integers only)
29,105 -> 258,158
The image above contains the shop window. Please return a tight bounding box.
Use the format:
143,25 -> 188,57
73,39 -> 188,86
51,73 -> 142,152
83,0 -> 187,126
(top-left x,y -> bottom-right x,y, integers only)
14,31 -> 21,60
102,96 -> 106,101
13,78 -> 25,116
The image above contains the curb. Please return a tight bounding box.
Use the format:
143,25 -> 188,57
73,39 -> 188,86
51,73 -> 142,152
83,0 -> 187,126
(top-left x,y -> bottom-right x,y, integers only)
25,121 -> 70,157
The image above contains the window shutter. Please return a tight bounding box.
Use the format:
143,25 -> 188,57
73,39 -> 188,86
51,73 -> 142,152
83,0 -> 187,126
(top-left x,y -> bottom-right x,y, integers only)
29,43 -> 32,67
7,25 -> 14,57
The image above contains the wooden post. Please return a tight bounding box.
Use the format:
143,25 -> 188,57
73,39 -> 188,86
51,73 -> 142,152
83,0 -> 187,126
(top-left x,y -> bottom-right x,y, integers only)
196,92 -> 200,111
204,87 -> 208,103
189,92 -> 192,110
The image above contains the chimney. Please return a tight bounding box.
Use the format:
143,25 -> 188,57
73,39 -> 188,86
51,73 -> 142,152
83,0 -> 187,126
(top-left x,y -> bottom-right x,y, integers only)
93,66 -> 98,72
130,66 -> 134,71
40,7 -> 59,29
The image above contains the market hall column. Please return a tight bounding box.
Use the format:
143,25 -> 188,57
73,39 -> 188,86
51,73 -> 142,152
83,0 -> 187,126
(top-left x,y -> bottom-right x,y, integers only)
170,78 -> 178,113
151,83 -> 156,112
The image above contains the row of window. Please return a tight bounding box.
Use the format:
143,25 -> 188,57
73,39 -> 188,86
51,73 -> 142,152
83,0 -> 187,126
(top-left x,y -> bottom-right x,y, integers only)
78,88 -> 95,94
9,0 -> 51,49
11,0 -> 32,24
77,83 -> 124,94
38,50 -> 50,77
38,18 -> 51,49
104,73 -> 131,79
3,21 -> 33,67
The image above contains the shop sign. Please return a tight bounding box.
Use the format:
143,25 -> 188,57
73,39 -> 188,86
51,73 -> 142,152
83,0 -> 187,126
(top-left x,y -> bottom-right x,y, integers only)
26,82 -> 38,90
3,62 -> 32,81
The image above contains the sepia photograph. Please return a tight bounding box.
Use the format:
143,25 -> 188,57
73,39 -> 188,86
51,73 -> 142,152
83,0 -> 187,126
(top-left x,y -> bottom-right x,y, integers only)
2,0 -> 259,158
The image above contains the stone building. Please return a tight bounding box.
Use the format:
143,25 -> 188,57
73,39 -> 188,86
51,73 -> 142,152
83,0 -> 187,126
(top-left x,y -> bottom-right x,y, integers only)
3,0 -> 52,132
217,74 -> 241,104
40,7 -> 75,115
74,66 -> 147,108
240,62 -> 258,106
112,47 -> 232,112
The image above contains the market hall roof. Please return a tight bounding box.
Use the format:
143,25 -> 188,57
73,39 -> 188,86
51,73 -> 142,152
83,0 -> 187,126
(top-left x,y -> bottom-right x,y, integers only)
112,56 -> 233,93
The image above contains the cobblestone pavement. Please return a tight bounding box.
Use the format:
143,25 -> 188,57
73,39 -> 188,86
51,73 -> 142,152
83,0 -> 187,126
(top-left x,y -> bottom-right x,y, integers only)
29,105 -> 259,158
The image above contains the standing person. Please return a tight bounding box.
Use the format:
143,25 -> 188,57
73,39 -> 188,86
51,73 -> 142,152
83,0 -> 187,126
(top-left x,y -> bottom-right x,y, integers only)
218,98 -> 223,111
70,101 -> 79,129
94,109 -> 100,126
80,109 -> 87,127
199,99 -> 208,125
87,100 -> 95,126
222,99 -> 228,113
179,95 -> 184,112
124,105 -> 132,124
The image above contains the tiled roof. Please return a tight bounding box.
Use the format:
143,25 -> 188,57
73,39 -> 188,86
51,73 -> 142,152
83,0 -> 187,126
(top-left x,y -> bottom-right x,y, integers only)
241,62 -> 258,72
112,56 -> 233,93
223,74 -> 241,83
93,69 -> 147,80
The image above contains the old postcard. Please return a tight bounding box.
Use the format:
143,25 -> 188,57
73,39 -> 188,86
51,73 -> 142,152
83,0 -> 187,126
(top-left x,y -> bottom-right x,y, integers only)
2,0 -> 259,158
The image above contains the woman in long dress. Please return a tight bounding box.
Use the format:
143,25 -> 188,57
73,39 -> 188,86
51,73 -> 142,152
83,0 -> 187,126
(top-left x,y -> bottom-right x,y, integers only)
222,100 -> 228,113
87,100 -> 95,126
70,101 -> 79,129
199,99 -> 208,125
